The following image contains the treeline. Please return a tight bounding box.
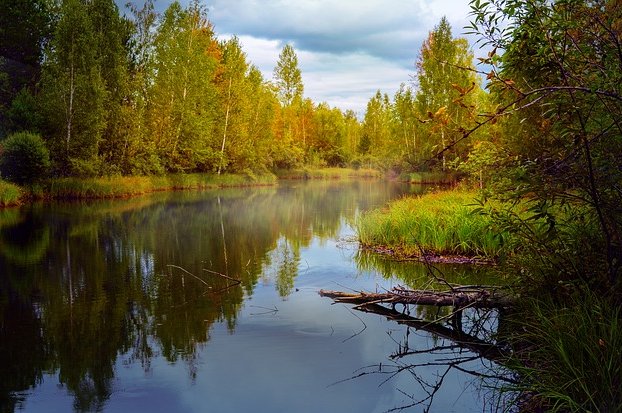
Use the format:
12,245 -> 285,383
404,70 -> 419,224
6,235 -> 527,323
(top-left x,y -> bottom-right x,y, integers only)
1,0 -> 492,180
0,0 -> 366,178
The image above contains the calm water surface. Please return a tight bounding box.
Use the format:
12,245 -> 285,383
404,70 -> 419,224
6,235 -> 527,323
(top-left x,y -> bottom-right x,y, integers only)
0,180 -> 505,413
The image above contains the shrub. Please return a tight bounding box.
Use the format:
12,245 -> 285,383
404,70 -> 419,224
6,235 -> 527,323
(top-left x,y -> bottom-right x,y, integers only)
0,131 -> 50,185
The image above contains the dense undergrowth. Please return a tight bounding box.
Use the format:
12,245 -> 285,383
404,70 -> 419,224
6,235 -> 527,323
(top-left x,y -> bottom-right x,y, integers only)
356,187 -> 622,411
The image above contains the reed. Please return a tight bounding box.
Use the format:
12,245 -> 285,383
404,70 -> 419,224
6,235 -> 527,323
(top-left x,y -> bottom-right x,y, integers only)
357,190 -> 506,258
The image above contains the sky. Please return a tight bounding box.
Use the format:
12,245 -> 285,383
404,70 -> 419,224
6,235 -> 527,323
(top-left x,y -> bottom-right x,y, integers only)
156,0 -> 483,115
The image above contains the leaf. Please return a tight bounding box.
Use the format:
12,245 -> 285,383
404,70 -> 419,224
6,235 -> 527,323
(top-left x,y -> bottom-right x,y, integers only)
434,106 -> 447,117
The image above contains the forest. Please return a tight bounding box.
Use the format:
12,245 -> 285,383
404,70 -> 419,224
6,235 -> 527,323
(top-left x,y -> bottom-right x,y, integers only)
0,0 -> 486,181
1,0 -> 621,411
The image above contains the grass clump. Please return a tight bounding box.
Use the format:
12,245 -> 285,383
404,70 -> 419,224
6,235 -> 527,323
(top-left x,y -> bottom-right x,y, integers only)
357,190 -> 506,258
0,179 -> 23,206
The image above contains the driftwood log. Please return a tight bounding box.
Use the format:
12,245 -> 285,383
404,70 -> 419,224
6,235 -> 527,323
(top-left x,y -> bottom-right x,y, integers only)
319,285 -> 514,309
319,286 -> 515,364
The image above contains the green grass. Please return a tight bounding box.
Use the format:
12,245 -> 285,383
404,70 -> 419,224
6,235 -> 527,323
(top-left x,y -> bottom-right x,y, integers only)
275,167 -> 382,180
0,179 -> 23,206
357,190 -> 507,258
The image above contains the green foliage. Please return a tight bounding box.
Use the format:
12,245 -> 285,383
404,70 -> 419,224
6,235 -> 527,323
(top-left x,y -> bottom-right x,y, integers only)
466,0 -> 622,409
0,179 -> 23,206
469,0 -> 622,292
39,0 -> 106,175
458,140 -> 505,190
414,17 -> 483,171
273,44 -> 303,107
0,131 -> 50,185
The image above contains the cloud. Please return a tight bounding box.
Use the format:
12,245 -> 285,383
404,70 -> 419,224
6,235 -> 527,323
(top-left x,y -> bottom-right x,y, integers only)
208,0 -> 474,62
144,0 -> 483,114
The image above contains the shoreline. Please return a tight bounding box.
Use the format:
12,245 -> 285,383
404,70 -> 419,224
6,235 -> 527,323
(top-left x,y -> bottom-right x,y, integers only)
0,168 -> 391,209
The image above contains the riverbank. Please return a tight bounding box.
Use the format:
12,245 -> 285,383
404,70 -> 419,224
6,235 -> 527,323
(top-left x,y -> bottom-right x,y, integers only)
274,167 -> 382,180
0,173 -> 278,207
355,188 -> 622,411
0,167 -> 386,208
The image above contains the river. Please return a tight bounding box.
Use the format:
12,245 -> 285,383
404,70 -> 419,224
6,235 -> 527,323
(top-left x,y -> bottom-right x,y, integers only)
0,180 -> 509,412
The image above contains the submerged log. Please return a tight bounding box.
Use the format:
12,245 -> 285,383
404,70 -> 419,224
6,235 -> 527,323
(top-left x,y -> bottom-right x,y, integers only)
319,285 -> 514,309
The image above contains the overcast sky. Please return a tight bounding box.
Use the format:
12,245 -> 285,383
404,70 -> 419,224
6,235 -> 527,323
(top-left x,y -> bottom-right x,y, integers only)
157,1 -> 482,114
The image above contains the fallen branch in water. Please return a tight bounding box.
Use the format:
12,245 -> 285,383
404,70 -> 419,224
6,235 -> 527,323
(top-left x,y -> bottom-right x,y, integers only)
319,285 -> 514,309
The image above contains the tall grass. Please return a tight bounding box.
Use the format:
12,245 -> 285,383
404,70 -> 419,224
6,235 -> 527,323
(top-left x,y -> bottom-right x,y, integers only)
509,292 -> 622,412
357,190 -> 506,258
0,179 -> 23,206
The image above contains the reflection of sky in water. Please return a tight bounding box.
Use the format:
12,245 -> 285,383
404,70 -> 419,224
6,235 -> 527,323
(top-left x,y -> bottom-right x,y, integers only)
6,182 -> 500,412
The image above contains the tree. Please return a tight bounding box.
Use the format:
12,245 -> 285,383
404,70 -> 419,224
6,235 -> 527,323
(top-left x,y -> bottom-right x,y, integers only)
148,0 -> 219,172
0,0 -> 51,137
0,131 -> 50,185
360,91 -> 392,157
214,36 -> 251,174
39,0 -> 106,176
273,44 -> 303,107
467,2 -> 622,410
415,17 -> 481,171
88,0 -> 135,175
470,0 -> 622,292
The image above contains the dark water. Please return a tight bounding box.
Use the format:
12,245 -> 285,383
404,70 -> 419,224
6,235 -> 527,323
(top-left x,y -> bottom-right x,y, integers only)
0,180 -> 508,413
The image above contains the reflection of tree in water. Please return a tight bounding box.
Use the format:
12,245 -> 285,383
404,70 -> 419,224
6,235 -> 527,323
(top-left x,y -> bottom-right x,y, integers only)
332,300 -> 517,412
0,291 -> 52,413
0,210 -> 50,266
262,238 -> 301,297
351,245 -> 517,411
0,181 -> 414,411
355,249 -> 504,290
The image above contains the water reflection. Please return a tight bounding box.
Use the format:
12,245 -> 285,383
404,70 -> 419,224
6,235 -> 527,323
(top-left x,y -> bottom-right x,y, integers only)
0,180 -> 421,412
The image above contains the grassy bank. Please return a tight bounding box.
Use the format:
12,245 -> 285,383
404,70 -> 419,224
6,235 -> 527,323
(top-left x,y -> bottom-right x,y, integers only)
275,167 -> 382,180
357,190 -> 506,259
0,173 -> 277,206
46,173 -> 277,199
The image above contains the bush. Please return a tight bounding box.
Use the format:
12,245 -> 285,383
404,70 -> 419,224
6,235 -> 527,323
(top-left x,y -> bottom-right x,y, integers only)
0,132 -> 50,185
